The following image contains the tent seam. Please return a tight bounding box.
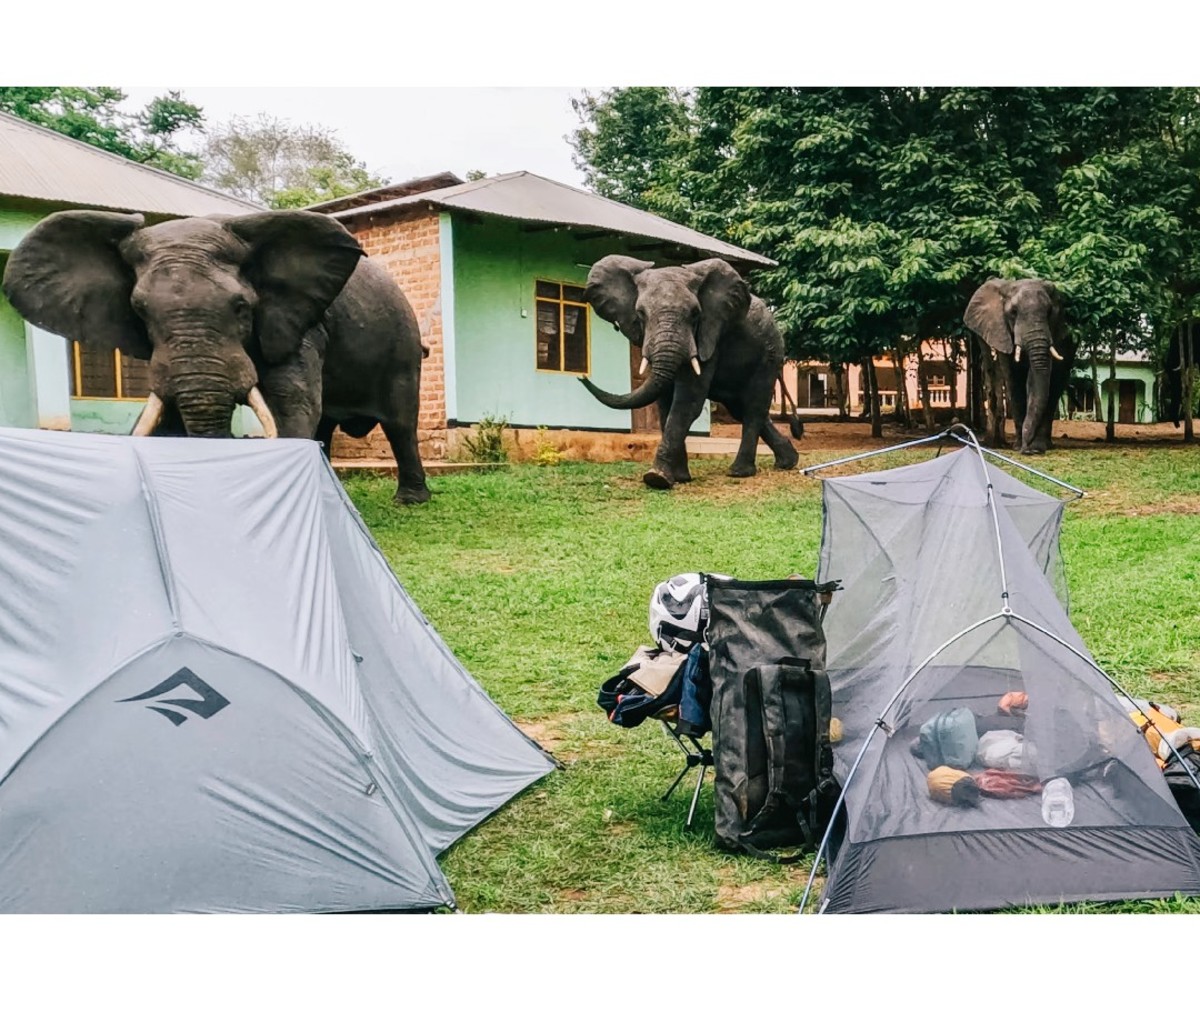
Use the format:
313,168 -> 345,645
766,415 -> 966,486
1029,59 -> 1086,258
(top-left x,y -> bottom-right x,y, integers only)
315,456 -> 559,769
130,445 -> 181,631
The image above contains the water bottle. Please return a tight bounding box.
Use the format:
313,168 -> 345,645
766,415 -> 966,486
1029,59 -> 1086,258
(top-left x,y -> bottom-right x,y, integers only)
1041,777 -> 1075,827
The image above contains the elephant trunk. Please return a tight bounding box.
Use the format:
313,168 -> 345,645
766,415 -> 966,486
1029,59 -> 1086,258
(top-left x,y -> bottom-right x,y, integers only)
580,324 -> 692,410
580,357 -> 678,410
1019,330 -> 1053,451
175,384 -> 238,439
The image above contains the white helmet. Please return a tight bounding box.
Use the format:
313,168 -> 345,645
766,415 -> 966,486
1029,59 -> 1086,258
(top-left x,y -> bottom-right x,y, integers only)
649,573 -> 727,653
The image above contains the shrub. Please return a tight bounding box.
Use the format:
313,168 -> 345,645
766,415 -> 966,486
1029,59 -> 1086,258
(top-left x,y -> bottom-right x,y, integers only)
461,415 -> 509,463
532,426 -> 565,466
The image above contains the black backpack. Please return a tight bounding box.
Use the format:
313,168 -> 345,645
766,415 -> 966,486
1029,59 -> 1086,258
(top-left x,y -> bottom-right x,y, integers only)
705,576 -> 841,860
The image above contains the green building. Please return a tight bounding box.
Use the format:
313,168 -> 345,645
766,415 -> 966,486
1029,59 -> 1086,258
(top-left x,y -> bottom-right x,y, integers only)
311,172 -> 775,460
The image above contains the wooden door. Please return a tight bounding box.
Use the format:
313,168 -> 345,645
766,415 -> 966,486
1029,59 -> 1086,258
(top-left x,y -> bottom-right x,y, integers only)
629,344 -> 659,433
1119,380 -> 1137,424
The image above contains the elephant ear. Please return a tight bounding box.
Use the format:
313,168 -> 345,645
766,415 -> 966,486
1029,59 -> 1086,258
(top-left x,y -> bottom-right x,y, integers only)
226,211 -> 364,364
964,278 -> 1014,354
585,255 -> 653,346
1044,281 -> 1069,346
0,210 -> 151,357
690,259 -> 750,363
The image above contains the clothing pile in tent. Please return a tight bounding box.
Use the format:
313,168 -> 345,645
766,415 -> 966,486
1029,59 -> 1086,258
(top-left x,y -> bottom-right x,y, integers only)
805,433 -> 1200,914
0,428 -> 556,913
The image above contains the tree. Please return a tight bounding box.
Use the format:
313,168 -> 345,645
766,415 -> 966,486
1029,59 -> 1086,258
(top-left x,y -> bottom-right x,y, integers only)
569,87 -> 692,214
0,86 -> 204,179
571,86 -> 1200,437
201,115 -> 386,209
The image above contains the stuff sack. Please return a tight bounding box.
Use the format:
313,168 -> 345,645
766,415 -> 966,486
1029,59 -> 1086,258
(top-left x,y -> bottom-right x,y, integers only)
916,708 -> 979,770
706,576 -> 841,859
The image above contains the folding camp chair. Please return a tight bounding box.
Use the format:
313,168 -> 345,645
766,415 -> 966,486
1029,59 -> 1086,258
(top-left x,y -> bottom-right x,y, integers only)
656,716 -> 713,829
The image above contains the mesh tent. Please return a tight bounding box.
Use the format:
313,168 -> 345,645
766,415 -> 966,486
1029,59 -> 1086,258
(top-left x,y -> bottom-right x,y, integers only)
0,428 -> 555,913
802,431 -> 1200,914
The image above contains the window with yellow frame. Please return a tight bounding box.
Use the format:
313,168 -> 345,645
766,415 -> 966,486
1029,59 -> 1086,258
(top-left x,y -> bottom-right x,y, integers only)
534,280 -> 590,374
67,341 -> 151,400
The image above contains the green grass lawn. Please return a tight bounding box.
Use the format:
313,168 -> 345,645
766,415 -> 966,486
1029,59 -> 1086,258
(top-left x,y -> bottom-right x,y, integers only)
341,444 -> 1200,914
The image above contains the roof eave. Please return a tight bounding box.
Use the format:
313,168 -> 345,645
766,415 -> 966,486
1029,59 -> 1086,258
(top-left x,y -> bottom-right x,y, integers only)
333,200 -> 776,270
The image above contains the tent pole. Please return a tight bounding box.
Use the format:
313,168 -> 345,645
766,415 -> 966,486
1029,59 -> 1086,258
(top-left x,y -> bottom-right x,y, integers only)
802,426 -> 1086,500
801,429 -> 960,475
798,611 -> 1007,914
1008,612 -> 1200,796
949,434 -> 1086,499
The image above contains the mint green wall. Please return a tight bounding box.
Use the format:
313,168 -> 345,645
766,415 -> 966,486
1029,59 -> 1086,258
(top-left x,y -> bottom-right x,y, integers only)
1062,364 -> 1159,424
1100,365 -> 1157,424
449,216 -> 710,433
0,209 -> 41,251
2,209 -> 72,430
71,400 -> 267,436
0,282 -> 36,428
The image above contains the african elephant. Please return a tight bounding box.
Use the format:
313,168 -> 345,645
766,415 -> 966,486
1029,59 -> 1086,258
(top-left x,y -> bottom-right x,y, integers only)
579,255 -> 798,489
1,209 -> 430,504
964,277 -> 1074,454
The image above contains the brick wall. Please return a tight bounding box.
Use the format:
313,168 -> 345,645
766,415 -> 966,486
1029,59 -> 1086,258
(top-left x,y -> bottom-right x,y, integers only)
331,211 -> 448,462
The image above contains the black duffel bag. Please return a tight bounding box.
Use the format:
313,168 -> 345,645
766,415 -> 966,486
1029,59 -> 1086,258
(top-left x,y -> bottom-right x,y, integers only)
706,575 -> 841,861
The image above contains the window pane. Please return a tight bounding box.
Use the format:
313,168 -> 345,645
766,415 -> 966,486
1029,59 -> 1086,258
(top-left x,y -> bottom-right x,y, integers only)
562,303 -> 588,374
77,344 -> 117,398
535,280 -> 561,299
120,353 -> 152,398
562,285 -> 586,303
536,300 -> 560,370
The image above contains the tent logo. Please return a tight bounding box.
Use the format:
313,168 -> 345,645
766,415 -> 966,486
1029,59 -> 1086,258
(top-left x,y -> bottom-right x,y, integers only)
118,667 -> 230,726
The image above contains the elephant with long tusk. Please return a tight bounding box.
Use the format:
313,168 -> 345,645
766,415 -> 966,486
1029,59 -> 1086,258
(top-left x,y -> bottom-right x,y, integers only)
2,209 -> 430,504
965,277 -> 1075,455
578,255 -> 799,489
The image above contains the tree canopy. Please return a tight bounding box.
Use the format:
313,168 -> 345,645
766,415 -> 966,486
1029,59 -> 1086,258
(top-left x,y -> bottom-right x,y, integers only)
569,87 -> 1200,404
200,114 -> 386,209
0,87 -> 205,179
0,89 -> 388,209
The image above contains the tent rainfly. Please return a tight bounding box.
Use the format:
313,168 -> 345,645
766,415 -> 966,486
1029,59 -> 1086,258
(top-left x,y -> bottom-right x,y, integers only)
801,430 -> 1200,914
0,428 -> 555,913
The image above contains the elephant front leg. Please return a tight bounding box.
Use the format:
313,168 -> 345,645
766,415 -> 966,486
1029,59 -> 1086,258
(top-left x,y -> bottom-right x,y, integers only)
258,352 -> 323,439
645,384 -> 707,490
655,393 -> 691,483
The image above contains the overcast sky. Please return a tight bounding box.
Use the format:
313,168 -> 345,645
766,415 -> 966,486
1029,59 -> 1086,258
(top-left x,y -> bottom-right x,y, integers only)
120,87 -> 593,190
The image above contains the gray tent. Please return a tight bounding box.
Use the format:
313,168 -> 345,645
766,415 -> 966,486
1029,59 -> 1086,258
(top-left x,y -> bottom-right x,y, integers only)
0,428 -> 555,913
801,432 -> 1200,913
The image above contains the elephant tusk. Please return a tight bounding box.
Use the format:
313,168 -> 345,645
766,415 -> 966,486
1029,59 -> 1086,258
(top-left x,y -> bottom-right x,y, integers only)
691,357 -> 702,376
1013,346 -> 1021,363
639,357 -> 649,376
131,392 -> 165,437
246,386 -> 279,439
1050,345 -> 1064,361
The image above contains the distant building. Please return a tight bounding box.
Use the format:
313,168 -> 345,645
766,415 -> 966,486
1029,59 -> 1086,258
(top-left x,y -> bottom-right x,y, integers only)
783,340 -> 967,418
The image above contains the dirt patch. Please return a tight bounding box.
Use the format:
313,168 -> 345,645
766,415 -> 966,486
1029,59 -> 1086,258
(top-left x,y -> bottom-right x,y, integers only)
1117,495 -> 1200,517
707,418 -> 1195,454
514,713 -> 577,755
712,863 -> 814,913
514,711 -> 610,764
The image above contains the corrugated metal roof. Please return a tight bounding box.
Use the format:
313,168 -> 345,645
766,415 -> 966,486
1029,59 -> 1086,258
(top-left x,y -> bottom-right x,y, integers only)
326,171 -> 776,268
0,111 -> 261,217
307,172 -> 465,214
